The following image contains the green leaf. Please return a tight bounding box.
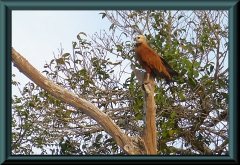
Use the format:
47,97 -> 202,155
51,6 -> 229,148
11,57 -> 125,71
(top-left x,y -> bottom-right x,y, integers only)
109,23 -> 114,30
221,92 -> 228,102
109,61 -> 122,66
100,12 -> 106,19
178,92 -> 186,101
135,114 -> 143,120
193,70 -> 199,78
169,130 -> 174,137
97,70 -> 105,75
65,110 -> 73,118
189,21 -> 196,26
96,134 -> 103,143
210,65 -> 214,73
133,104 -> 140,113
103,73 -> 110,80
193,61 -> 201,68
116,44 -> 122,51
178,15 -> 184,20
72,42 -> 77,49
199,46 -> 204,53
198,133 -> 203,140
59,137 -> 64,144
187,70 -> 193,79
205,79 -> 212,86
79,32 -> 87,37
181,69 -> 187,75
162,130 -> 168,138
56,58 -> 65,64
188,78 -> 196,88
181,28 -> 186,32
170,111 -> 176,119
218,79 -> 226,88
60,143 -> 67,152
56,109 -> 63,116
185,59 -> 192,69
181,56 -> 187,63
77,34 -> 81,40
62,53 -> 70,58
29,102 -> 35,107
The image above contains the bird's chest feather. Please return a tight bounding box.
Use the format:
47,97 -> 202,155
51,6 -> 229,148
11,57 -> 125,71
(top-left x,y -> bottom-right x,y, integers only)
135,44 -> 150,57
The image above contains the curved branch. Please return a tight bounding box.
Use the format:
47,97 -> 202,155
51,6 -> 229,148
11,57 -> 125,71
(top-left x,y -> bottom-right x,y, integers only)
11,47 -> 137,154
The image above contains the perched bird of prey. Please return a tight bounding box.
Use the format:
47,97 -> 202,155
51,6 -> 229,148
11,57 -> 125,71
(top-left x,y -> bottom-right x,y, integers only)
134,35 -> 179,84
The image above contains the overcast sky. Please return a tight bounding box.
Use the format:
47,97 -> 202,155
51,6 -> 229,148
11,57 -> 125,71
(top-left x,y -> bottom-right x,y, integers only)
11,10 -> 114,154
12,10 -> 113,95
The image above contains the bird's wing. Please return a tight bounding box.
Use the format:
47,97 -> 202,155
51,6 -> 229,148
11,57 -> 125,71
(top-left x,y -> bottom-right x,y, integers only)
159,55 -> 179,76
135,43 -> 178,78
136,43 -> 166,73
136,44 -> 166,75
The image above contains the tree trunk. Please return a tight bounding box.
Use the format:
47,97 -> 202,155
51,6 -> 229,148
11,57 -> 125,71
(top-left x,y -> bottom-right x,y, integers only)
142,73 -> 157,154
133,68 -> 157,154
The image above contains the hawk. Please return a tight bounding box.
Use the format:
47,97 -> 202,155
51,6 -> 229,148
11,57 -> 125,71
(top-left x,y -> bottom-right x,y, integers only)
135,35 -> 178,84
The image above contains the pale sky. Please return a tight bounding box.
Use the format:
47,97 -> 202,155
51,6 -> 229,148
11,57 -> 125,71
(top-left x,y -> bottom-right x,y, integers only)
12,10 -> 112,93
12,10 -> 114,154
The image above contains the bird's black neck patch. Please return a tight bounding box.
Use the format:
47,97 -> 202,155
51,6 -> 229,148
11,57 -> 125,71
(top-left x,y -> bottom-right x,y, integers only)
135,43 -> 142,48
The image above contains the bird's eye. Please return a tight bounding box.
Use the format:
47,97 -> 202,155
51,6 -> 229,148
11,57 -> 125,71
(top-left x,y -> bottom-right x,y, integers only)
137,37 -> 140,39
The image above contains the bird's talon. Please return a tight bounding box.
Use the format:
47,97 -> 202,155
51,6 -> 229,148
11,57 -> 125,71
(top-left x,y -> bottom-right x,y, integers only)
143,81 -> 149,85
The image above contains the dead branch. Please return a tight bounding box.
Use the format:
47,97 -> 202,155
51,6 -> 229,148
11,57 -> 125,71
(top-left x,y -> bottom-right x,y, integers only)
11,47 -> 144,155
133,67 -> 157,154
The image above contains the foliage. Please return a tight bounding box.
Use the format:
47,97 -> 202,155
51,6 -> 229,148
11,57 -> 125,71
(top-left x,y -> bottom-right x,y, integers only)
12,10 -> 228,155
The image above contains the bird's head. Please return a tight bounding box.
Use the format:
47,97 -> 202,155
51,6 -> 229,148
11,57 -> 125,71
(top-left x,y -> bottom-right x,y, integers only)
135,35 -> 147,44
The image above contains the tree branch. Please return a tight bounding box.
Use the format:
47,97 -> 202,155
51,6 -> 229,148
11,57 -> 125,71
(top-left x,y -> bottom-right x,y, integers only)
11,47 -> 139,154
133,68 -> 157,154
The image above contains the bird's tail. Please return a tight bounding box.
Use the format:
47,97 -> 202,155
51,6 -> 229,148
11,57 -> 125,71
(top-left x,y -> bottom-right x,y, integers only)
167,68 -> 179,77
166,69 -> 179,84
